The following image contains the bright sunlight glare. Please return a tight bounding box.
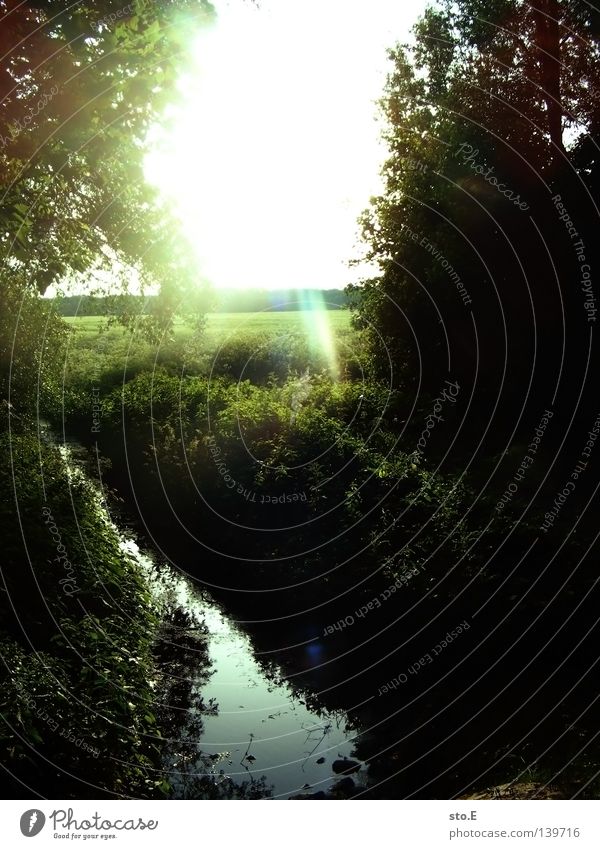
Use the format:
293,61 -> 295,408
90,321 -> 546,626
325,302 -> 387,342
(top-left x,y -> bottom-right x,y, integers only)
145,0 -> 425,292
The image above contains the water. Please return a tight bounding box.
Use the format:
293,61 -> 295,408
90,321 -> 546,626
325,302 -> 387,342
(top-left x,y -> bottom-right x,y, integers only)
47,428 -> 365,798
117,541 -> 365,799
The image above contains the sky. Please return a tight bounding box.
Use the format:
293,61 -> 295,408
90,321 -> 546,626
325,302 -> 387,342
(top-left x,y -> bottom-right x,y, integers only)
145,0 -> 427,291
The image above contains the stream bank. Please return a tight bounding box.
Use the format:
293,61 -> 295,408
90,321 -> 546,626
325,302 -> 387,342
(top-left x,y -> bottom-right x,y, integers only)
59,433 -> 367,799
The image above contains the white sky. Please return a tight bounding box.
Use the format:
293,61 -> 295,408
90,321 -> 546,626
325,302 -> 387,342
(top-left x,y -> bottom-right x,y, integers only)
145,0 -> 427,290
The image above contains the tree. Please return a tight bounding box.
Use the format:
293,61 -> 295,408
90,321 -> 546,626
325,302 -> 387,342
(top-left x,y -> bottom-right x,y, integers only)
351,0 -> 600,429
0,0 -> 214,323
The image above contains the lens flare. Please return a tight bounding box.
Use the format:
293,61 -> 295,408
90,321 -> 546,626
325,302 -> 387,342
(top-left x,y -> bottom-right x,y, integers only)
298,290 -> 340,379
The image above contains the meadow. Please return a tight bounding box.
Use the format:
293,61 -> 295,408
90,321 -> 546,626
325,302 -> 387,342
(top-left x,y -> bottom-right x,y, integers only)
5,0 -> 600,806
62,309 -> 359,394
64,309 -> 352,342
42,306 -> 600,800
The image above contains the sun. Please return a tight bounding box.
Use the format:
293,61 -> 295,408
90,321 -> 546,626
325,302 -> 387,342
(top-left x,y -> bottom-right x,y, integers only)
144,0 -> 422,292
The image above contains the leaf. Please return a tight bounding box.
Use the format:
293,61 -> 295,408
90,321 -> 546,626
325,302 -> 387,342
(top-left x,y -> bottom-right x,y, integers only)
28,726 -> 43,745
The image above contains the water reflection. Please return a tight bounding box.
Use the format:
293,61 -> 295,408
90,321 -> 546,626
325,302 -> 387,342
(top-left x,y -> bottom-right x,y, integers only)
121,539 -> 365,798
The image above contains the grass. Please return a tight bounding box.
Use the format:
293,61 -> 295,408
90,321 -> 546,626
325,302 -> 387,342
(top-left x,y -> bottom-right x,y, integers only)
64,310 -> 352,343
52,309 -> 600,800
60,309 -> 361,395
0,431 -> 170,798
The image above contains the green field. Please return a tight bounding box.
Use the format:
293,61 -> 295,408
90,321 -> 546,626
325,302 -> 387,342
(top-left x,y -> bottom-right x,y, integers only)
62,309 -> 358,385
64,309 -> 351,341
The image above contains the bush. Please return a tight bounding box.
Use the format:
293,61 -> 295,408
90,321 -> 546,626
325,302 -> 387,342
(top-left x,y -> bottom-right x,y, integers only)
0,431 -> 167,798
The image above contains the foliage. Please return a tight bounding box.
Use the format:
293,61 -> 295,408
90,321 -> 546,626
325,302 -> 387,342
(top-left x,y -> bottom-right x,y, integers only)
56,313 -> 357,424
0,272 -> 70,419
53,300 -> 600,799
0,0 -> 214,330
0,431 -> 169,797
350,0 -> 600,398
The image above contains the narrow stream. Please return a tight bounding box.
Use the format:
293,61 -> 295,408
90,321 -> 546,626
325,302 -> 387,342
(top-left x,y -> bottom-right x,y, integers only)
54,430 -> 366,799
121,538 -> 365,799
